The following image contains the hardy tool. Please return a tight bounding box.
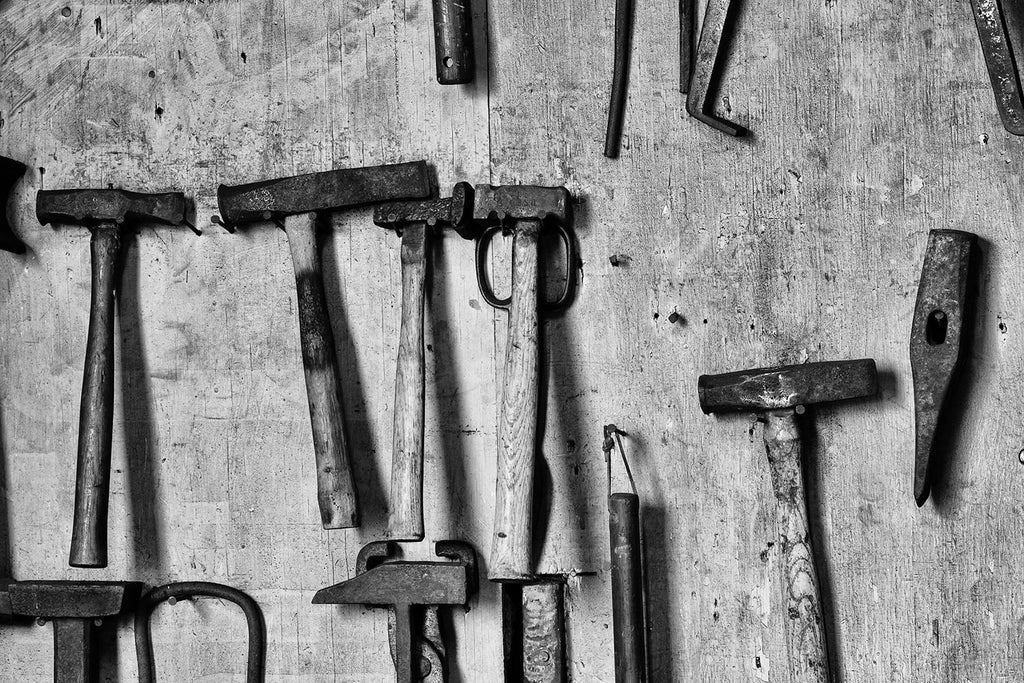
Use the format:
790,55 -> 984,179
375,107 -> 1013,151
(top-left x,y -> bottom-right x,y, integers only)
313,540 -> 477,682
216,161 -> 431,529
135,582 -> 266,683
432,0 -> 474,84
687,0 -> 746,135
37,188 -> 189,568
0,156 -> 27,253
0,580 -> 141,682
459,184 -> 577,582
911,230 -> 978,506
604,425 -> 646,683
698,359 -> 879,683
970,0 -> 1024,134
373,187 -> 476,541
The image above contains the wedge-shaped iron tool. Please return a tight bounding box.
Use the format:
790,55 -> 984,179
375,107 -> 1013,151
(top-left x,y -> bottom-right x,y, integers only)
971,0 -> 1024,134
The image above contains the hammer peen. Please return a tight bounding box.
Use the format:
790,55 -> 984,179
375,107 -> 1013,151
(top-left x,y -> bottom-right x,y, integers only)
37,189 -> 188,568
699,359 -> 878,682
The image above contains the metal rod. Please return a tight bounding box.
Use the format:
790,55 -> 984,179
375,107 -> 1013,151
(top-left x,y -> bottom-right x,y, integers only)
604,0 -> 636,158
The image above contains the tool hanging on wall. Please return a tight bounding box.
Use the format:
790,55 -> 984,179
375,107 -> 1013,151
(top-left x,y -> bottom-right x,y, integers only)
432,0 -> 474,84
501,579 -> 570,683
0,157 -> 27,253
36,189 -> 190,568
603,425 -> 647,683
216,161 -> 431,530
373,187 -> 477,541
679,0 -> 694,94
135,581 -> 266,683
686,0 -> 747,135
604,0 -> 636,157
459,184 -> 577,582
698,359 -> 878,683
0,580 -> 141,683
970,0 -> 1024,134
910,230 -> 979,506
313,540 -> 478,682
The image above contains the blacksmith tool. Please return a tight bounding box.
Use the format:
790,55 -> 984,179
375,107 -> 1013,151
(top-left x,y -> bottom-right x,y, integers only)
699,359 -> 878,683
0,156 -> 27,253
37,189 -> 189,568
679,0 -> 694,94
970,0 -> 1024,134
432,0 -> 474,84
216,161 -> 432,530
603,425 -> 646,683
459,184 -> 577,582
313,540 -> 477,682
373,188 -> 476,541
0,580 -> 141,682
687,0 -> 746,136
911,230 -> 979,506
135,582 -> 266,683
604,0 -> 635,157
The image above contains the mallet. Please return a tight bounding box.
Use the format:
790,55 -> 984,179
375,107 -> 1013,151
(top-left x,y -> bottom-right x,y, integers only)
0,156 -> 28,254
217,161 -> 431,529
37,189 -> 188,568
698,359 -> 878,682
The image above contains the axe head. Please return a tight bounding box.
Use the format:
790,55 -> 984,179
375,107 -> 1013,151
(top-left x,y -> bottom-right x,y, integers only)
36,189 -> 187,228
0,157 -> 27,253
453,182 -> 572,229
3,580 -> 141,619
698,359 -> 878,414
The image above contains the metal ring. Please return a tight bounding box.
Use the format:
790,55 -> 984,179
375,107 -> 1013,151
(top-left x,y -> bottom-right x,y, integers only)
135,581 -> 266,683
474,222 -> 577,311
475,224 -> 511,309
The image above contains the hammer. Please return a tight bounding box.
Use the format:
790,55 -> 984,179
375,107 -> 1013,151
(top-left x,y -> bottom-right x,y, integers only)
698,359 -> 878,682
458,184 -> 577,582
0,156 -> 28,254
217,161 -> 432,529
0,580 -> 141,682
37,189 -> 188,568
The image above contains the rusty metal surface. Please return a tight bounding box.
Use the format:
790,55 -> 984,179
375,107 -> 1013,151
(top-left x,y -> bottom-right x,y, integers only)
216,160 -> 432,228
698,359 -> 878,413
910,229 -> 978,506
970,0 -> 1024,135
604,0 -> 635,158
0,156 -> 27,254
686,0 -> 746,136
432,0 -> 474,84
36,190 -> 187,227
135,582 -> 266,683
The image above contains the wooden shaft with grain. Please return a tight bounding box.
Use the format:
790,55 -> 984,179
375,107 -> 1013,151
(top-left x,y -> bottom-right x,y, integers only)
387,225 -> 428,541
489,221 -> 541,581
285,212 -> 358,529
70,224 -> 121,568
763,409 -> 831,683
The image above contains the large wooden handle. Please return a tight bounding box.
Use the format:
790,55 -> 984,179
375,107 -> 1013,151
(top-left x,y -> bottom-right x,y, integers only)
387,226 -> 428,541
609,492 -> 646,682
763,410 -> 831,683
285,213 -> 358,529
489,221 -> 540,581
53,618 -> 93,683
70,225 -> 121,568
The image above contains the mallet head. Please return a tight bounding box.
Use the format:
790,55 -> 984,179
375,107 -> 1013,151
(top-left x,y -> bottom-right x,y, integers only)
698,359 -> 878,414
0,157 -> 28,253
36,189 -> 187,228
452,182 -> 572,229
2,580 -> 141,619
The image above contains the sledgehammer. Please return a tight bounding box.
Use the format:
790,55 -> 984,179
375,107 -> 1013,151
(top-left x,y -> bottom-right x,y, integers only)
698,359 -> 878,682
37,189 -> 188,568
217,161 -> 431,529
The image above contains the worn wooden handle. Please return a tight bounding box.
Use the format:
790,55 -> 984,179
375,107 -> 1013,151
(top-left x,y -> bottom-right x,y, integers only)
387,226 -> 428,541
610,492 -> 646,683
70,225 -> 121,568
285,213 -> 358,529
53,618 -> 93,683
489,221 -> 541,581
763,410 -> 831,683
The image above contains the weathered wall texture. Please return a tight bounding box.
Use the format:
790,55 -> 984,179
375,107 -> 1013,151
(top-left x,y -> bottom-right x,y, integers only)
1,0 -> 1022,680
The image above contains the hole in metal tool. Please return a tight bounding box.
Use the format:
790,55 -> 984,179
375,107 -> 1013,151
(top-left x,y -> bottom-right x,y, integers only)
926,310 -> 948,345
444,56 -> 454,68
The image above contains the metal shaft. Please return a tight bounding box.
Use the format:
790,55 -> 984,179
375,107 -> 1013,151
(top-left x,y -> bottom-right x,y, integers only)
604,0 -> 635,158
610,493 -> 645,682
432,0 -> 474,84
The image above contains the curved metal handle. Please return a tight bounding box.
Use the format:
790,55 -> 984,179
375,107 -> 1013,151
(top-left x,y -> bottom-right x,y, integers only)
135,582 -> 266,683
474,221 -> 576,311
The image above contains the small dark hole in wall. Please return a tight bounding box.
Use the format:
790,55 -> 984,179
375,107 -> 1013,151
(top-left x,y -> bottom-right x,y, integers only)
61,6 -> 71,17
926,310 -> 947,346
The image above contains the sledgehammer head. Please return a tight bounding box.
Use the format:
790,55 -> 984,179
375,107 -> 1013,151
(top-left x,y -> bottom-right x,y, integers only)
0,157 -> 27,253
699,359 -> 878,414
36,189 -> 187,228
452,182 -> 572,228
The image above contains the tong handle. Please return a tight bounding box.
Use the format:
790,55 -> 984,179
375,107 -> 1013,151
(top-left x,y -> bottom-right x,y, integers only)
474,221 -> 575,311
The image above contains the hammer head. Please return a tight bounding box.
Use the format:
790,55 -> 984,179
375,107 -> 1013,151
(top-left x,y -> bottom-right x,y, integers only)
698,359 -> 878,414
2,580 -> 141,619
36,189 -> 187,228
217,160 -> 432,229
373,183 -> 476,239
453,182 -> 572,229
0,157 -> 27,253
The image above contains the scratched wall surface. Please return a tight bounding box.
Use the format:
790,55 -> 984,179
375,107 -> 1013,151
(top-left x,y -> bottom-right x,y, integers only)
0,0 -> 1022,680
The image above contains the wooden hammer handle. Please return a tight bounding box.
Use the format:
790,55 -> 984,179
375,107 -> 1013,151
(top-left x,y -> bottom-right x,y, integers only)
285,213 -> 358,529
489,221 -> 540,581
387,226 -> 428,541
70,225 -> 121,568
763,410 -> 831,683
